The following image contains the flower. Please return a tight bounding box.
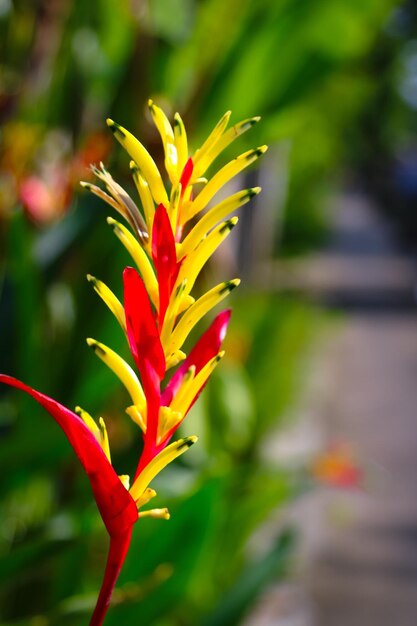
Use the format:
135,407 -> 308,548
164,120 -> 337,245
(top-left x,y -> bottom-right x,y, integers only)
16,129 -> 111,223
311,442 -> 362,488
1,100 -> 265,625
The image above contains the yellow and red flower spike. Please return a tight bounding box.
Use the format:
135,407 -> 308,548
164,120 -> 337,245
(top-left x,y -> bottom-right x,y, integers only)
1,103 -> 264,626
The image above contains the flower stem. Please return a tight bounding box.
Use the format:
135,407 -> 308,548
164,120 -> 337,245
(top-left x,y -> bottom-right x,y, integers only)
90,528 -> 133,626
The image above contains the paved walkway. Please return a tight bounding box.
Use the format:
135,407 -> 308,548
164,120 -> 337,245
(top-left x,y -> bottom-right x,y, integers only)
306,313 -> 417,626
245,191 -> 417,626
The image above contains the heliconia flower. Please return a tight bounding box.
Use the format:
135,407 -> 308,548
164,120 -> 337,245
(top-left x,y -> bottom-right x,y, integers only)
1,101 -> 265,625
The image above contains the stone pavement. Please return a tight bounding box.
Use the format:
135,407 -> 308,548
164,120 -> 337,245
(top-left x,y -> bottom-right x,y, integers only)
244,192 -> 417,626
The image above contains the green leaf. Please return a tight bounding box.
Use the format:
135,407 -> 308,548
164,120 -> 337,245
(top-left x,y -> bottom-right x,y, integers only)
202,529 -> 295,626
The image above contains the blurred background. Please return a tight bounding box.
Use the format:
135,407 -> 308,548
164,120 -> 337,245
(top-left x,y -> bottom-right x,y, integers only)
1,0 -> 417,624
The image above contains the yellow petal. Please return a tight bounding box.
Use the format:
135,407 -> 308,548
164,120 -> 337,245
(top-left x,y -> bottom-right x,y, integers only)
179,187 -> 261,259
75,405 -> 100,440
197,116 -> 261,176
192,111 -> 231,174
157,405 -> 183,443
177,294 -> 195,315
148,99 -> 178,183
176,218 -> 238,297
173,112 -> 188,172
98,417 -> 111,462
168,365 -> 195,413
107,119 -> 169,206
119,474 -> 130,490
139,508 -> 170,520
169,181 -> 182,232
167,279 -> 240,357
135,487 -> 157,508
185,146 -> 267,223
160,280 -> 187,350
76,407 -> 112,462
86,338 -> 146,413
87,274 -> 126,333
107,217 -> 159,308
125,405 -> 147,433
165,349 -> 186,370
130,161 -> 155,237
130,436 -> 198,501
170,353 -> 224,416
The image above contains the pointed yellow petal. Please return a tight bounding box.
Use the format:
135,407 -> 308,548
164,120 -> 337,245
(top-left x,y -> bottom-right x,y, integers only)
176,218 -> 238,297
160,280 -> 187,350
192,111 -> 231,173
86,338 -> 146,413
98,417 -> 111,462
168,365 -> 195,414
107,217 -> 159,308
130,436 -> 198,501
170,353 -> 224,416
75,405 -> 100,440
179,187 -> 261,259
185,147 -> 267,223
107,119 -> 169,206
87,274 -> 126,333
75,406 -> 112,462
148,100 -> 178,183
167,280 -> 240,356
169,181 -> 182,232
130,161 -> 155,236
197,116 -> 261,176
148,99 -> 175,145
173,112 -> 188,172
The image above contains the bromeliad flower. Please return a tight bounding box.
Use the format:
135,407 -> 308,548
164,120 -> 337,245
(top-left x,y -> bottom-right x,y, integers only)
1,101 -> 266,625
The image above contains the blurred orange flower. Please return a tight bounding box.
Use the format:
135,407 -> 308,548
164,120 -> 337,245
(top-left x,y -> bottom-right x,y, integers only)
312,441 -> 362,488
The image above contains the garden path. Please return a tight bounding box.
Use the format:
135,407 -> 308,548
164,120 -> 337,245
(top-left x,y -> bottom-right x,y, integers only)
245,190 -> 417,626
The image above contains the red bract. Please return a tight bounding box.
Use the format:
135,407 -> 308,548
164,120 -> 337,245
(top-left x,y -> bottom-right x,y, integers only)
152,204 -> 182,324
162,309 -> 232,408
123,266 -> 165,381
159,309 -> 232,446
0,375 -> 137,534
0,375 -> 138,626
179,158 -> 194,194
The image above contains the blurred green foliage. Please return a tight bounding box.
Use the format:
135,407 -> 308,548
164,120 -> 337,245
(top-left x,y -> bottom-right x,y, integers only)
0,0 -> 403,623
